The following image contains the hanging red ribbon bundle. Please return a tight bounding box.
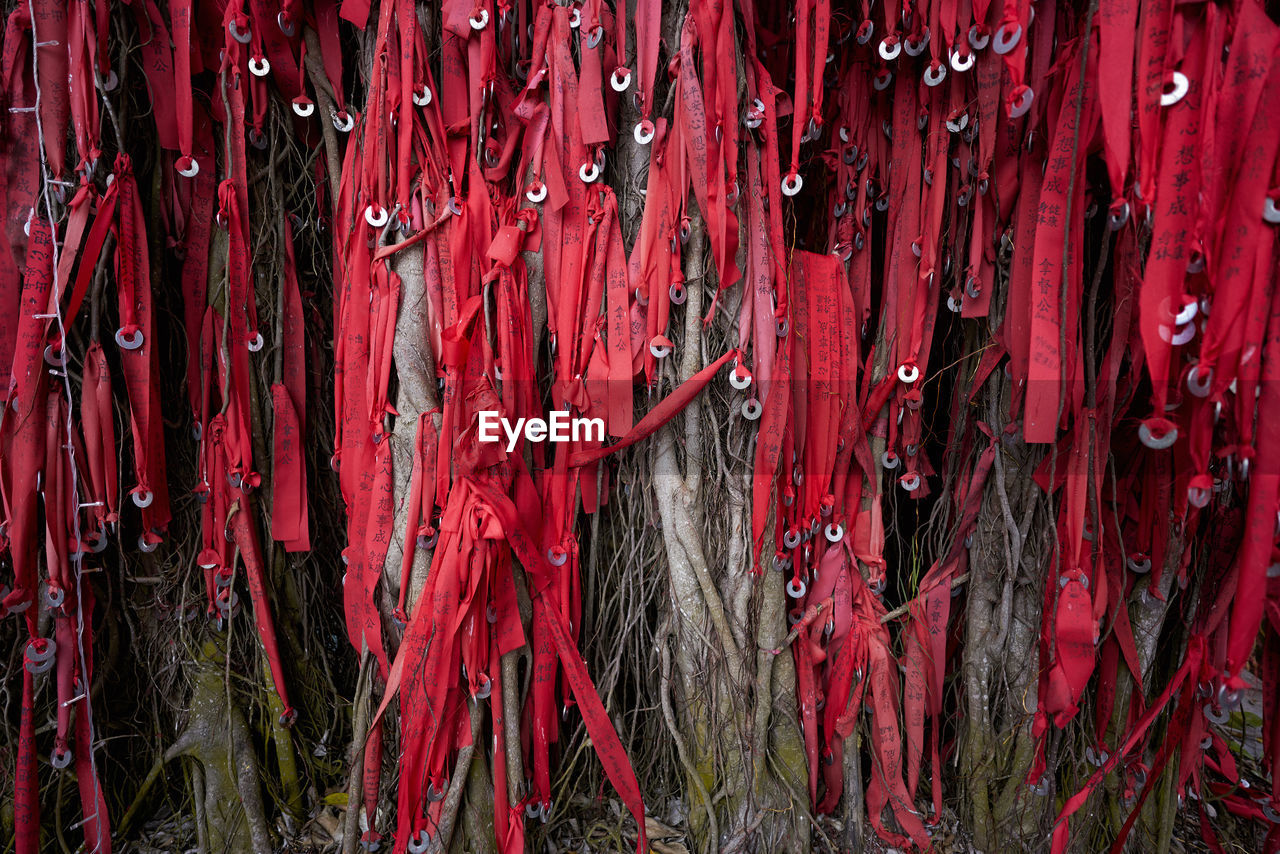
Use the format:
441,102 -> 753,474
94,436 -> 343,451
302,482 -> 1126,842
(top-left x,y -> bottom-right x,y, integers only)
735,0 -> 1280,849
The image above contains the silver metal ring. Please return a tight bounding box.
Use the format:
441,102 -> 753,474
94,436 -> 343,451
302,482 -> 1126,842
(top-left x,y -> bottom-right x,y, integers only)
87,530 -> 108,553
781,173 -> 803,196
969,25 -> 990,51
1204,703 -> 1229,725
650,340 -> 671,359
882,451 -> 900,470
1108,200 -> 1130,231
873,70 -> 893,91
1166,296 -> 1198,326
900,473 -> 920,491
856,20 -> 874,45
547,547 -> 568,566
228,19 -> 252,44
1138,421 -> 1177,450
1127,555 -> 1152,574
904,29 -> 930,57
249,56 -> 271,77
139,534 -> 159,553
474,674 -> 492,700
633,121 -> 655,145
1187,365 -> 1211,397
25,640 -> 56,674
132,488 -> 154,508
611,67 -> 632,92
525,182 -> 547,204
579,161 -> 600,183
741,398 -> 762,420
1009,86 -> 1034,119
247,332 -> 264,352
1264,196 -> 1280,224
365,205 -> 389,228
1160,71 -> 1189,107
1160,322 -> 1194,346
177,156 -> 200,177
332,111 -> 355,133
407,830 -> 431,853
730,369 -> 752,390
277,11 -> 297,37
417,530 -> 438,550
413,86 -> 433,107
992,23 -> 1022,55
669,283 -> 687,305
923,61 -> 946,87
115,328 -> 144,350
786,578 -> 807,599
950,48 -> 974,72
51,747 -> 72,769
898,364 -> 919,384
825,523 -> 844,543
469,9 -> 489,30
45,586 -> 65,608
878,36 -> 901,62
